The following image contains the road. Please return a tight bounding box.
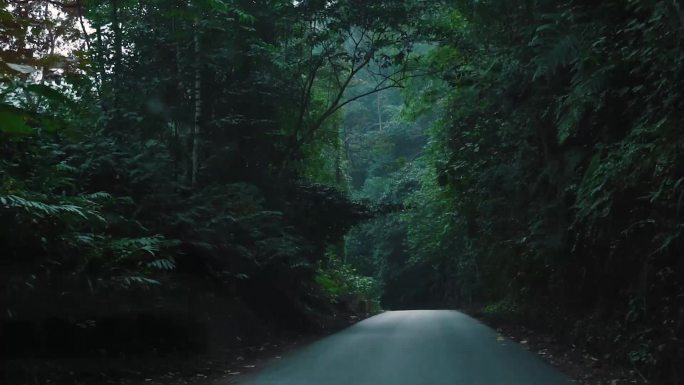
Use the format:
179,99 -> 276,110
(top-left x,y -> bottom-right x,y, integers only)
237,310 -> 573,385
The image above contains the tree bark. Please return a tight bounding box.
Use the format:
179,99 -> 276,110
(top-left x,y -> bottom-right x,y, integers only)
191,17 -> 201,186
111,0 -> 123,104
377,92 -> 383,133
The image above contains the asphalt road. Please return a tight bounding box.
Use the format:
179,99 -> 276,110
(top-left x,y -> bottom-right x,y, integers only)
238,310 -> 573,385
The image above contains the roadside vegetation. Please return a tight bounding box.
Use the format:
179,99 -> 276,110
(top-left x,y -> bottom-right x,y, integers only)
1,1 -> 682,384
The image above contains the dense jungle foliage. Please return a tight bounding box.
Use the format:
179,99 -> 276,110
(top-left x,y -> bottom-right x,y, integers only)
344,1 -> 684,383
1,0 -> 418,365
1,0 -> 683,384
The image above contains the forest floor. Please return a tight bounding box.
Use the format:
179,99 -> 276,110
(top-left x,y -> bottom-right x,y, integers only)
5,337 -> 298,385
3,314 -> 367,385
470,310 -> 649,385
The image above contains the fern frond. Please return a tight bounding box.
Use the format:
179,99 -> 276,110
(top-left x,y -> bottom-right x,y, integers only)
0,194 -> 87,219
146,258 -> 176,270
110,236 -> 165,258
119,275 -> 161,288
531,20 -> 580,82
82,191 -> 112,201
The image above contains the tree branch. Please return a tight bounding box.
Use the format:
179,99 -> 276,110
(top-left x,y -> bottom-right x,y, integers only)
9,0 -> 79,8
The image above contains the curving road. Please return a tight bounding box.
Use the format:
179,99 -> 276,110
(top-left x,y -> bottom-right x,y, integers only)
238,310 -> 573,385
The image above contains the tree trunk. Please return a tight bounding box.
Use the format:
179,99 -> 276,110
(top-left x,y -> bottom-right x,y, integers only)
377,92 -> 383,133
191,17 -> 201,186
111,0 -> 123,106
172,14 -> 183,184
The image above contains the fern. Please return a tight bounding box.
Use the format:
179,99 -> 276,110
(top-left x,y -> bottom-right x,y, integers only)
530,18 -> 580,82
120,275 -> 161,288
0,194 -> 89,219
146,258 -> 176,271
110,236 -> 166,258
81,191 -> 112,201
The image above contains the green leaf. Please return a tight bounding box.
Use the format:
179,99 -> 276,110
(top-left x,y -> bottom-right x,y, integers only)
5,63 -> 37,74
0,9 -> 14,24
147,258 -> 176,270
25,84 -> 74,106
122,276 -> 161,287
0,111 -> 32,134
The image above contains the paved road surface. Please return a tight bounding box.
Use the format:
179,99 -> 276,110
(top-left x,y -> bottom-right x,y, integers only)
238,310 -> 573,385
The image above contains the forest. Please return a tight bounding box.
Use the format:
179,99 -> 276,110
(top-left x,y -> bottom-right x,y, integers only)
1,0 -> 683,384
